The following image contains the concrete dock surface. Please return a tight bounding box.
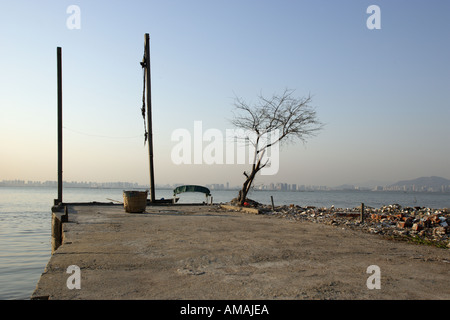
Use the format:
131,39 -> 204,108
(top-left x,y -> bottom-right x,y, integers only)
32,204 -> 450,300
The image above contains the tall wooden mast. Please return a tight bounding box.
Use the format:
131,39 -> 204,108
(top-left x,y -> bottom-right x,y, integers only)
144,33 -> 156,202
56,47 -> 63,205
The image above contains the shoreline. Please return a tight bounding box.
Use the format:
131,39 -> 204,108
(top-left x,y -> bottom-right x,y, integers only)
238,201 -> 450,249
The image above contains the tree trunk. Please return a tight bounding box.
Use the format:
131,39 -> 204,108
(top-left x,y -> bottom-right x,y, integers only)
237,152 -> 265,206
238,170 -> 257,206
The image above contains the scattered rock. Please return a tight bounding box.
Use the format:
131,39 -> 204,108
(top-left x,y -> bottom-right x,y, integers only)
240,202 -> 450,249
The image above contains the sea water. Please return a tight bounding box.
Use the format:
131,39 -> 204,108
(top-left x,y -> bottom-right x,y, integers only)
0,186 -> 449,299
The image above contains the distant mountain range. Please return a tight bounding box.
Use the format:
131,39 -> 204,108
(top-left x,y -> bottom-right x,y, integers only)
386,176 -> 450,192
389,176 -> 450,188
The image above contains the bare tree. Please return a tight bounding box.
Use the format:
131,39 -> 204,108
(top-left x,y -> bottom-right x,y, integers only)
231,89 -> 324,206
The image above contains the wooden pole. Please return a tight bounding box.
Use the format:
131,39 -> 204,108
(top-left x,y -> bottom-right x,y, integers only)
361,202 -> 365,222
271,196 -> 275,211
57,47 -> 63,205
144,34 -> 156,203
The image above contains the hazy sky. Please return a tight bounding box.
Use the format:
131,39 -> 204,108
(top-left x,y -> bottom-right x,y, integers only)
1,0 -> 449,188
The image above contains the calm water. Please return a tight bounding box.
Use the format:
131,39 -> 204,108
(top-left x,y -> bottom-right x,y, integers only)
1,186 -> 449,300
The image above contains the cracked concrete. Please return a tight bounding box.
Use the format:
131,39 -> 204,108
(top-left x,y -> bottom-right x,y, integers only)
32,204 -> 450,300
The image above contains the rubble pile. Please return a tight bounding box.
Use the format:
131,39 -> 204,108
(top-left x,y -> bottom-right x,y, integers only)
256,203 -> 450,248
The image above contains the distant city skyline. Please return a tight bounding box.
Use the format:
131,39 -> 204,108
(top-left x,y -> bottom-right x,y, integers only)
2,175 -> 450,193
1,1 -> 449,188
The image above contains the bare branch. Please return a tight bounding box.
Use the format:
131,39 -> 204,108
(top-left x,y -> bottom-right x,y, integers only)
231,89 -> 324,205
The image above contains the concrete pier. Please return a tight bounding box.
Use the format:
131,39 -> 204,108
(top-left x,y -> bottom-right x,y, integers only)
32,204 -> 450,300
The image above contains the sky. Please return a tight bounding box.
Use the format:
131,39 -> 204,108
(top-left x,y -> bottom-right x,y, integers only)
1,0 -> 449,188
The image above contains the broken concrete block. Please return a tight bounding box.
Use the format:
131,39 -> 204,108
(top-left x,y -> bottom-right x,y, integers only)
397,222 -> 407,228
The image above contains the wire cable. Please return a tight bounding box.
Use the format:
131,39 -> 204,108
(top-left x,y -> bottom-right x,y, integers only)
63,126 -> 142,140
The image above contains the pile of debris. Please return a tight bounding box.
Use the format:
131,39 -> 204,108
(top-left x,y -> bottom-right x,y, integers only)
256,203 -> 450,249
